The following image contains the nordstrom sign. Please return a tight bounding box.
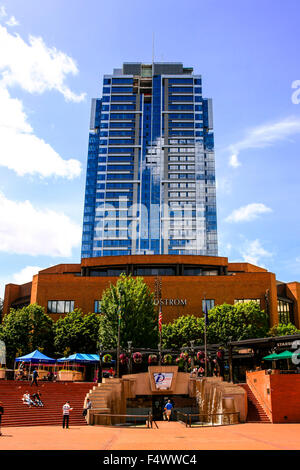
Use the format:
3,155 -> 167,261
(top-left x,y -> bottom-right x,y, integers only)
154,298 -> 187,306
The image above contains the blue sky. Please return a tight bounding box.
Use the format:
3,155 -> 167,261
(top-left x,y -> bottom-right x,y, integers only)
0,0 -> 300,296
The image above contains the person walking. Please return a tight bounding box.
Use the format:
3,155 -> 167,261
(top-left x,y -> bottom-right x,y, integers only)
164,400 -> 173,422
31,368 -> 39,386
62,401 -> 73,428
0,401 -> 4,436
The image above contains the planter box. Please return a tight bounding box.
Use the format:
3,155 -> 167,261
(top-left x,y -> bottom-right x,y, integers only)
57,370 -> 83,382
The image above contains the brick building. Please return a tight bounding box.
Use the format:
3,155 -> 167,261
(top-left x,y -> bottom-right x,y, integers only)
3,254 -> 300,327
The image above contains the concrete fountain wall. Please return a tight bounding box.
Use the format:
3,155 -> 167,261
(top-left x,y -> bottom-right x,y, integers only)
195,377 -> 247,424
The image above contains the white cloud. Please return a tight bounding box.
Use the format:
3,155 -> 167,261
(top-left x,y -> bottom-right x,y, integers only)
0,86 -> 81,178
228,116 -> 300,167
0,192 -> 81,257
225,203 -> 272,223
229,154 -> 241,168
240,239 -> 272,266
0,24 -> 85,102
12,265 -> 43,284
5,15 -> 19,27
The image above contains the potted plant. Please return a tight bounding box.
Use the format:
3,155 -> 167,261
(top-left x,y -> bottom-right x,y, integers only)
103,354 -> 112,364
132,352 -> 142,364
148,354 -> 158,364
163,354 -> 172,365
0,367 -> 6,379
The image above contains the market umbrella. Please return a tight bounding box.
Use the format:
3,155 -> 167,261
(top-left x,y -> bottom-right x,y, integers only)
263,353 -> 281,360
276,350 -> 292,359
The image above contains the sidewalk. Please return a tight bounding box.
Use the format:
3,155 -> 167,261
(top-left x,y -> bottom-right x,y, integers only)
1,422 -> 300,450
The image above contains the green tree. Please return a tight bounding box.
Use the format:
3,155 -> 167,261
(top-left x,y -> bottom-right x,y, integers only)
162,315 -> 204,349
0,298 -> 3,323
268,322 -> 300,337
206,302 -> 269,344
0,304 -> 54,365
53,309 -> 101,355
99,274 -> 157,349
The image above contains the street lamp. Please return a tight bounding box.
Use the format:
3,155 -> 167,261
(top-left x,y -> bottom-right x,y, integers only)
190,340 -> 195,371
98,342 -> 103,384
116,285 -> 124,379
128,341 -> 132,375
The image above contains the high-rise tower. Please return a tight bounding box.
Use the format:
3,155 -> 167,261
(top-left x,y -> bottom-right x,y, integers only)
81,62 -> 218,258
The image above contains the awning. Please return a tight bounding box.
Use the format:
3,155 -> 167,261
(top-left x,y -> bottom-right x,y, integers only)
57,353 -> 100,363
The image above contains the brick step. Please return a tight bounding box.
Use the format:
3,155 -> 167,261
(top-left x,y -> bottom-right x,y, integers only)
240,383 -> 271,423
0,381 -> 91,427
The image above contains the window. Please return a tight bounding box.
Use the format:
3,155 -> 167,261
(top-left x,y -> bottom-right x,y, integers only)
133,266 -> 176,276
47,300 -> 74,314
277,299 -> 294,324
94,300 -> 101,314
202,299 -> 215,312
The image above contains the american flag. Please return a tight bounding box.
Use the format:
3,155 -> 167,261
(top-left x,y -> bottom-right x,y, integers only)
158,309 -> 162,333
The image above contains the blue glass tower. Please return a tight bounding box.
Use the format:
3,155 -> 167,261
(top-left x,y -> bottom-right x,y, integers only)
81,63 -> 218,258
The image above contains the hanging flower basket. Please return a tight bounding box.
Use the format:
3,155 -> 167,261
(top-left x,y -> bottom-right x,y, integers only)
103,354 -> 112,364
197,351 -> 205,361
180,351 -> 189,361
132,352 -> 142,364
119,353 -> 128,365
216,349 -> 224,361
163,354 -> 172,365
148,354 -> 158,364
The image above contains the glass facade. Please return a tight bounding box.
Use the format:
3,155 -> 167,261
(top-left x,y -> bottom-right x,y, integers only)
81,62 -> 218,258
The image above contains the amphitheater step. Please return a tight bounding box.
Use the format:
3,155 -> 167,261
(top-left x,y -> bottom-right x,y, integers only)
0,380 -> 93,427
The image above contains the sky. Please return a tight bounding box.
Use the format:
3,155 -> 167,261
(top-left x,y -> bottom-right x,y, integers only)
0,0 -> 300,297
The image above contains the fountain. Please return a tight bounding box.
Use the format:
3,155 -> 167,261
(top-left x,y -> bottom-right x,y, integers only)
195,377 -> 246,425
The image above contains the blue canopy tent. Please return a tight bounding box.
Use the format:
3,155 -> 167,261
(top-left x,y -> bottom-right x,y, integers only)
15,349 -> 56,381
16,350 -> 56,363
57,353 -> 101,381
57,353 -> 99,363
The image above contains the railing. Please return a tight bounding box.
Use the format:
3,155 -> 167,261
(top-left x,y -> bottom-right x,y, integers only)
176,411 -> 189,427
90,412 -> 153,428
246,375 -> 272,416
177,412 -> 240,427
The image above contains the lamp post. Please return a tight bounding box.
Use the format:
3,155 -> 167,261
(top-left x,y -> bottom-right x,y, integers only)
155,276 -> 162,366
116,285 -> 124,379
98,342 -> 103,384
128,341 -> 132,375
190,340 -> 195,371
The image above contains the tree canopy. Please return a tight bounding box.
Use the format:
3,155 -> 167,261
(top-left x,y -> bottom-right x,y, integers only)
205,302 -> 269,344
268,322 -> 300,337
53,309 -> 101,356
99,274 -> 158,349
0,303 -> 54,364
162,315 -> 204,349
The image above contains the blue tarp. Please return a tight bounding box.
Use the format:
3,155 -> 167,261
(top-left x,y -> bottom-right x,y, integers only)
57,353 -> 100,363
15,349 -> 56,364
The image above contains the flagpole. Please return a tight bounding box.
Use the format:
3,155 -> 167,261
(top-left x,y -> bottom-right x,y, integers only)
204,294 -> 207,377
